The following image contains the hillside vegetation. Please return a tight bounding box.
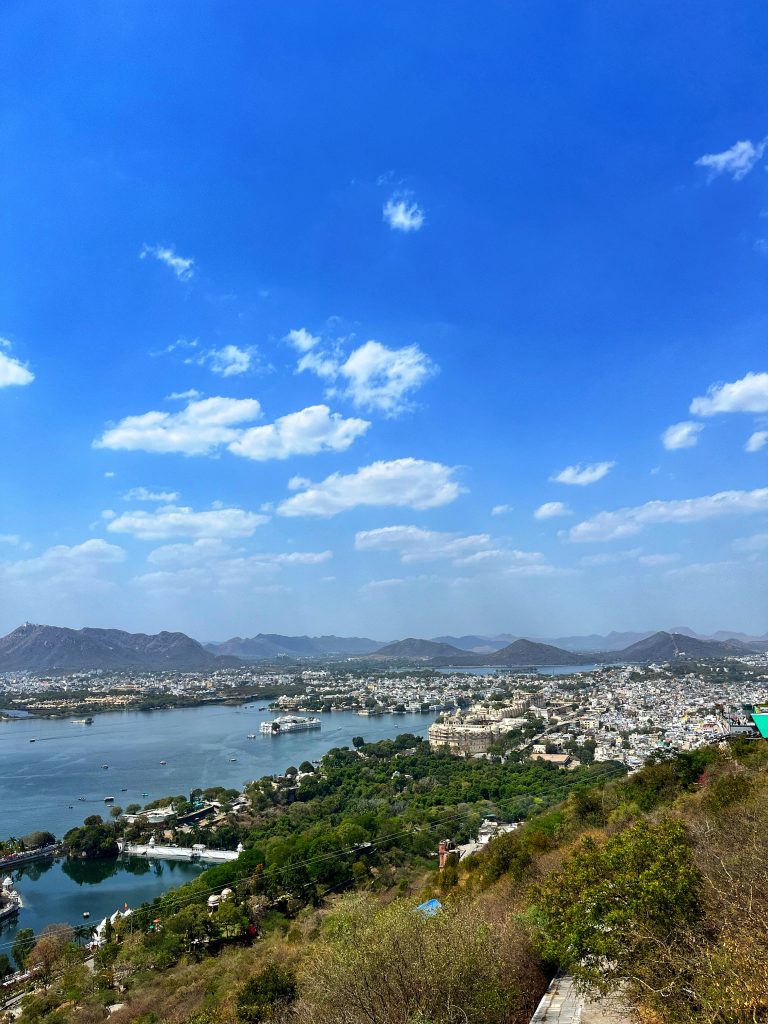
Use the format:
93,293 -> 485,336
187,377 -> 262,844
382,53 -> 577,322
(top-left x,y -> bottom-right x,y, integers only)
6,737 -> 768,1024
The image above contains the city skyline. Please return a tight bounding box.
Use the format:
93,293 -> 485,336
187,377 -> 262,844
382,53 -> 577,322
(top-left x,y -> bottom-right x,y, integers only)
2,2 -> 768,638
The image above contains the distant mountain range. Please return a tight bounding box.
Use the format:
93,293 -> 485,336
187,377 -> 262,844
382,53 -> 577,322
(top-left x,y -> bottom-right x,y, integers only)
368,631 -> 766,667
205,634 -> 385,660
0,624 -> 241,672
0,624 -> 765,673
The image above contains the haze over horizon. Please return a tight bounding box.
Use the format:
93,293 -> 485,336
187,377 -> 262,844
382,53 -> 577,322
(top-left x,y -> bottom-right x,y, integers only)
2,3 -> 768,639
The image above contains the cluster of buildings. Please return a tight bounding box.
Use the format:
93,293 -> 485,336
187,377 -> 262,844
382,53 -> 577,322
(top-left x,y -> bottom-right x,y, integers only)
426,660 -> 768,766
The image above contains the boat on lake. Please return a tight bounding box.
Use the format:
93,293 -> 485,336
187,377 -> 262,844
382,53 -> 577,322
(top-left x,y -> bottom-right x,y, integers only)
260,715 -> 322,735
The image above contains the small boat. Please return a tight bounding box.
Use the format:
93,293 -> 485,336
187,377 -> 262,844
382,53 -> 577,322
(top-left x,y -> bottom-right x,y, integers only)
104,796 -> 114,803
246,733 -> 257,739
68,804 -> 73,809
29,738 -> 36,743
121,788 -> 128,792
142,792 -> 148,797
159,760 -> 167,766
83,911 -> 90,919
229,757 -> 238,762
102,764 -> 109,770
78,796 -> 87,802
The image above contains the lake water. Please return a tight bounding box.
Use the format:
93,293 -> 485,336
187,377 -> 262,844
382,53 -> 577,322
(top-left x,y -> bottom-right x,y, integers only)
0,855 -> 207,957
0,705 -> 432,957
0,705 -> 431,840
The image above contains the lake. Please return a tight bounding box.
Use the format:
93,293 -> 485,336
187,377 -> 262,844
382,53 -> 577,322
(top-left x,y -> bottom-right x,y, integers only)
0,705 -> 431,840
0,705 -> 432,956
0,855 -> 207,956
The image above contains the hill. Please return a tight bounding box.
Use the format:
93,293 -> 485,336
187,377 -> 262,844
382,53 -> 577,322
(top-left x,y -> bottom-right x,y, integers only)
489,638 -> 591,666
0,623 -> 241,672
372,637 -> 468,659
430,635 -> 513,652
613,630 -> 755,662
206,633 -> 385,659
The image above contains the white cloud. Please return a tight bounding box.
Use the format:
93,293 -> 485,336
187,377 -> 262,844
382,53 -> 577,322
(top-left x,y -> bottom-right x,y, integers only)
338,341 -> 436,415
383,195 -> 425,232
122,487 -> 181,503
695,137 -> 767,181
285,327 -> 321,352
148,539 -> 331,569
355,525 -> 492,563
199,344 -> 258,377
94,396 -> 262,455
0,338 -> 34,388
491,504 -> 512,516
140,243 -> 195,280
292,333 -> 436,416
551,461 -> 615,486
534,501 -> 571,520
228,405 -> 370,460
661,421 -> 704,450
2,539 -> 125,580
95,396 -> 369,462
746,430 -> 768,453
106,504 -> 268,540
166,389 -> 202,401
278,458 -> 463,518
138,540 -> 329,593
0,534 -> 20,545
569,487 -> 768,542
690,372 -> 768,415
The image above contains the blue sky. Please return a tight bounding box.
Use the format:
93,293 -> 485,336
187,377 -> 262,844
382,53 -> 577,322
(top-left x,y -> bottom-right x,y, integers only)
1,1 -> 767,640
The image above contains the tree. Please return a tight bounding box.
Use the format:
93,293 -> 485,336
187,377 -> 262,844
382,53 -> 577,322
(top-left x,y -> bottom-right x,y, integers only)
0,953 -> 11,978
217,899 -> 248,939
25,924 -> 77,987
532,819 -> 702,995
12,927 -> 35,970
299,761 -> 314,774
352,736 -> 365,748
301,894 -> 538,1024
237,962 -> 297,1023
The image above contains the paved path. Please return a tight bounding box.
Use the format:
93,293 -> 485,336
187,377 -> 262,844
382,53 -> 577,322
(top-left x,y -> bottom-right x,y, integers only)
530,974 -> 629,1024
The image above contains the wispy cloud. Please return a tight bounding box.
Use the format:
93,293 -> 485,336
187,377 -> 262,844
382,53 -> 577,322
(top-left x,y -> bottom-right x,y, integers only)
202,344 -> 258,377
695,137 -> 768,181
569,487 -> 768,542
491,504 -> 512,516
0,338 -> 34,388
355,525 -> 492,563
661,421 -> 704,450
551,461 -> 614,486
690,371 -> 768,415
140,243 -> 195,280
122,487 -> 180,503
277,458 -> 463,518
383,194 -> 425,232
534,501 -> 571,520
746,430 -> 768,453
291,331 -> 437,416
106,503 -> 269,540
